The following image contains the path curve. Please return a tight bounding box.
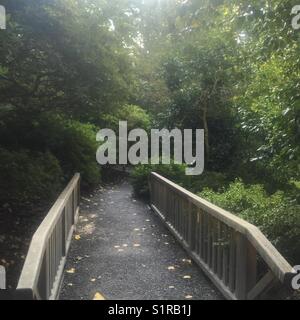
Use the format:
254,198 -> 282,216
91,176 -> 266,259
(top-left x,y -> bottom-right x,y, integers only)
60,180 -> 222,300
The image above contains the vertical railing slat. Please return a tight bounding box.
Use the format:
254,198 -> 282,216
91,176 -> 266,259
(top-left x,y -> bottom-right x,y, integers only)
235,233 -> 247,299
212,219 -> 217,273
246,242 -> 257,292
229,230 -> 236,293
217,222 -> 223,279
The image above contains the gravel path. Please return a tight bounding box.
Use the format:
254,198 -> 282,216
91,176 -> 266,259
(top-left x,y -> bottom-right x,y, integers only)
60,180 -> 223,300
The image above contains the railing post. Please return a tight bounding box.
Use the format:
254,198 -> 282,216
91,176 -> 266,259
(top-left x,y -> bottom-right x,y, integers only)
148,173 -> 154,205
246,242 -> 257,293
188,203 -> 196,251
217,222 -> 223,279
62,208 -> 66,257
0,265 -> 5,290
39,248 -> 50,300
78,175 -> 81,206
235,233 -> 247,299
71,192 -> 74,225
229,231 -> 236,292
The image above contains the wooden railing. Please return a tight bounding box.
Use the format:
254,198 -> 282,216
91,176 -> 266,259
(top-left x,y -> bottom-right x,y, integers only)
0,266 -> 5,290
150,172 -> 296,300
17,174 -> 80,300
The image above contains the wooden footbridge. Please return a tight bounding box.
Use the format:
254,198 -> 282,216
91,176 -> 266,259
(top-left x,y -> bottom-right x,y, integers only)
13,173 -> 296,300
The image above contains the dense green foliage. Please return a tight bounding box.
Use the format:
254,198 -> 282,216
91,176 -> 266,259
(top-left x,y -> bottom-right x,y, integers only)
0,148 -> 63,206
200,181 -> 300,263
0,111 -> 100,187
131,162 -> 190,197
0,0 -> 299,263
0,0 -> 135,208
102,104 -> 152,132
129,0 -> 300,262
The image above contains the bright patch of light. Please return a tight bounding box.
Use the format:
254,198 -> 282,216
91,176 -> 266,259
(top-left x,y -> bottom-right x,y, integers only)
108,19 -> 115,32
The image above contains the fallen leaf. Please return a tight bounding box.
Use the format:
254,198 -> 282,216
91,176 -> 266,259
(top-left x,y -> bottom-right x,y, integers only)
93,292 -> 105,300
74,235 -> 81,240
182,259 -> 192,264
66,268 -> 76,274
90,278 -> 96,282
168,266 -> 175,271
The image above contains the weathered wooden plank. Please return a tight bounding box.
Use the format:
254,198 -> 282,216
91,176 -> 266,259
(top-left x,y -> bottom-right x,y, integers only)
203,213 -> 208,264
188,202 -> 196,251
247,242 -> 257,292
212,219 -> 217,273
222,225 -> 230,286
235,233 -> 247,299
247,271 -> 275,300
0,265 -> 5,289
198,211 -> 203,257
217,222 -> 223,279
223,244 -> 229,286
228,231 -> 236,292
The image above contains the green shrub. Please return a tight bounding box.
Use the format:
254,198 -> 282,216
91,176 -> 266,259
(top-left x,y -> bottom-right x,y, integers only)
101,104 -> 152,132
189,171 -> 229,193
0,112 -> 101,188
41,115 -> 101,188
0,148 -> 63,208
130,162 -> 190,197
199,180 -> 300,263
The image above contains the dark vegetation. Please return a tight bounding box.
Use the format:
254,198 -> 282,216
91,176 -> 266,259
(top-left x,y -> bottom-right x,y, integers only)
0,0 -> 299,287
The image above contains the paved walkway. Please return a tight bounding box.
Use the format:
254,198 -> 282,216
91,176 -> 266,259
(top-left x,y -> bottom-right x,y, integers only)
60,180 -> 222,300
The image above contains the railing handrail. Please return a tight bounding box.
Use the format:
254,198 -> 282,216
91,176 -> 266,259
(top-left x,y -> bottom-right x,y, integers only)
150,172 -> 295,299
17,173 -> 80,299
